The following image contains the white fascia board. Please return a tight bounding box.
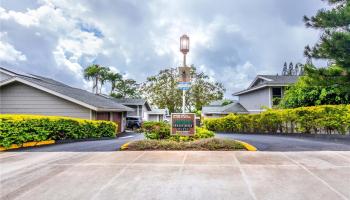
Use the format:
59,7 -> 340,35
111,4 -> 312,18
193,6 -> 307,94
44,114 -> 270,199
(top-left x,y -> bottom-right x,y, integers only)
247,75 -> 274,89
0,77 -> 98,111
0,68 -> 17,76
233,84 -> 288,96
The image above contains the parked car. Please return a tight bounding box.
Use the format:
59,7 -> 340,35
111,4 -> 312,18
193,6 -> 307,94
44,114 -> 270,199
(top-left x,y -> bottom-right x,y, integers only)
126,117 -> 142,129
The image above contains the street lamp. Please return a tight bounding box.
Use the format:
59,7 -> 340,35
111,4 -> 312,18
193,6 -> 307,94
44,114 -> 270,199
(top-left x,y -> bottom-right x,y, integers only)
180,34 -> 189,67
179,34 -> 190,113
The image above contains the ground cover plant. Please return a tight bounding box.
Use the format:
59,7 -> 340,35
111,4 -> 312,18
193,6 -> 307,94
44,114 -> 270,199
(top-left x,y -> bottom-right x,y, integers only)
204,105 -> 350,134
128,121 -> 244,150
0,114 -> 117,148
126,138 -> 245,151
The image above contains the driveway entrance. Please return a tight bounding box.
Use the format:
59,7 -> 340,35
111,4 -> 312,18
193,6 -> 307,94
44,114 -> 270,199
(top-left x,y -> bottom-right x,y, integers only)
216,133 -> 350,151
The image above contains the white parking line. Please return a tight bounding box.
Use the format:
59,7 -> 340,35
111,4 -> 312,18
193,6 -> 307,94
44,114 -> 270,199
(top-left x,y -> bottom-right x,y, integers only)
119,136 -> 134,139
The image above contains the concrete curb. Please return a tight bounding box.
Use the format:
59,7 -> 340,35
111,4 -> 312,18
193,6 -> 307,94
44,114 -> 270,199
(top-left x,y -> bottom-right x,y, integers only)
0,140 -> 55,151
120,142 -> 130,150
235,140 -> 258,151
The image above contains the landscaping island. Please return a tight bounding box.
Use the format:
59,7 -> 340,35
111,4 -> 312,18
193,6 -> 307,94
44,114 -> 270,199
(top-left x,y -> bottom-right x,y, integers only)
122,121 -> 246,151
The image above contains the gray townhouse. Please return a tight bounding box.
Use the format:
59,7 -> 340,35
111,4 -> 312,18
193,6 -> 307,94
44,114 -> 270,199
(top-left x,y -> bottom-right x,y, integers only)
111,98 -> 152,121
202,100 -> 248,118
201,75 -> 299,118
0,67 -> 133,132
233,75 -> 299,113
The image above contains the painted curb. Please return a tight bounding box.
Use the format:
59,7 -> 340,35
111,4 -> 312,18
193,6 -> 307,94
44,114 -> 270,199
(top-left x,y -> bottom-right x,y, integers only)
120,142 -> 130,150
0,140 -> 55,151
235,140 -> 258,151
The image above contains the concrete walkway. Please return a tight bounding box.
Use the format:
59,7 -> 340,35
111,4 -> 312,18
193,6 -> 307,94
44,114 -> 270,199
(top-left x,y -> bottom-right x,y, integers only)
1,151 -> 350,200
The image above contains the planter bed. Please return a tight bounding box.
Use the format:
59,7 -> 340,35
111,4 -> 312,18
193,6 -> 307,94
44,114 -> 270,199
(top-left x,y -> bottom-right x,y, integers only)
123,138 -> 245,151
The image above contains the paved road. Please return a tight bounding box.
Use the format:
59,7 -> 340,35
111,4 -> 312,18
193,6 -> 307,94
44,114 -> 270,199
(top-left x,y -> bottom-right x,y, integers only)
11,132 -> 144,152
11,132 -> 350,152
1,151 -> 350,200
216,133 -> 350,151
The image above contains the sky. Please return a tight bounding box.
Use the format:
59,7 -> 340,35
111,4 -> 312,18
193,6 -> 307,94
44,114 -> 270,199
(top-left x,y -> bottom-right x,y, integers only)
0,0 -> 326,97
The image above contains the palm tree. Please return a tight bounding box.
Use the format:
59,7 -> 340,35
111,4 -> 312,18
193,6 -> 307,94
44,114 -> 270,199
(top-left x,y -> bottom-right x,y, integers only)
106,71 -> 123,95
98,67 -> 110,94
84,64 -> 103,94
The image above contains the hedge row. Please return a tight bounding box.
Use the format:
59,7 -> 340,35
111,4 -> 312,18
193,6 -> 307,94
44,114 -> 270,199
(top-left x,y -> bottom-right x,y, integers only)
203,105 -> 350,135
0,114 -> 118,148
141,121 -> 215,141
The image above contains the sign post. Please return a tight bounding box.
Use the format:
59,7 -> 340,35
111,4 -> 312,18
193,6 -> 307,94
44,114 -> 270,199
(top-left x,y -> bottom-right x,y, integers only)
171,113 -> 196,136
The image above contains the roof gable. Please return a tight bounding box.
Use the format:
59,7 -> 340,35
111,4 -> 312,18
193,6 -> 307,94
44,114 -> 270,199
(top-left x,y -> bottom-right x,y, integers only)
234,75 -> 299,96
0,74 -> 133,112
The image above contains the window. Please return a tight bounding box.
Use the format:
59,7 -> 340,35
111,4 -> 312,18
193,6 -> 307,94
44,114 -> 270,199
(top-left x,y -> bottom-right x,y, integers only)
272,87 -> 282,106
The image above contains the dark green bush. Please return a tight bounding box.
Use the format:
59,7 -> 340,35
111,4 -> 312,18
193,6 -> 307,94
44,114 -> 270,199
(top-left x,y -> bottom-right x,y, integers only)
141,121 -> 215,141
0,114 -> 117,148
203,105 -> 350,135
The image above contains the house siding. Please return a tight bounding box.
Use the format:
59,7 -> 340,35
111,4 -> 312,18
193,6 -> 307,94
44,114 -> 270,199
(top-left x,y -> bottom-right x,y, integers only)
0,82 -> 91,119
238,87 -> 271,113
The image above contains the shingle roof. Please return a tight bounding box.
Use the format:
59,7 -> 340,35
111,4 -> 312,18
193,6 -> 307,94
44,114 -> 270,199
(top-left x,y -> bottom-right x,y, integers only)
258,75 -> 299,85
233,75 -> 299,96
111,98 -> 152,111
202,102 -> 248,114
0,67 -> 133,111
148,108 -> 167,115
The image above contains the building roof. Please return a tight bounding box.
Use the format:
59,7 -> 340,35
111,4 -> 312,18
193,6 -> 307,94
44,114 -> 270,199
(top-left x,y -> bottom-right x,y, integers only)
148,108 -> 167,115
0,67 -> 133,112
233,75 -> 299,96
112,98 -> 152,111
202,102 -> 248,114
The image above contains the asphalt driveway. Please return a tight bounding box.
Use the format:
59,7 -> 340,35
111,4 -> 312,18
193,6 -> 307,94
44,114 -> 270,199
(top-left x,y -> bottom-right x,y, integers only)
1,151 -> 350,200
11,132 -> 144,152
216,133 -> 350,151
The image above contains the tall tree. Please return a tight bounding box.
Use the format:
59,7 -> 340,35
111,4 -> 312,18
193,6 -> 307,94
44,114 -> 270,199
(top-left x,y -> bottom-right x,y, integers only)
288,62 -> 294,75
188,66 -> 225,111
140,66 -> 225,113
99,67 -> 111,94
106,71 -> 123,95
281,0 -> 350,108
282,62 -> 288,75
303,0 -> 350,72
141,68 -> 182,113
83,64 -> 103,94
111,78 -> 140,98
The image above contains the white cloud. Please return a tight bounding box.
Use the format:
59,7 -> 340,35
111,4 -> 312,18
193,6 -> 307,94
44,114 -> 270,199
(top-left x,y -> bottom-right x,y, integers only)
0,0 -> 325,97
0,33 -> 27,63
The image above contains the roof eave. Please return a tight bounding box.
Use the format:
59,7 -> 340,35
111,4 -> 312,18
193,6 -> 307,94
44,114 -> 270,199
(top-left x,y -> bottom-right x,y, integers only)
233,83 -> 290,96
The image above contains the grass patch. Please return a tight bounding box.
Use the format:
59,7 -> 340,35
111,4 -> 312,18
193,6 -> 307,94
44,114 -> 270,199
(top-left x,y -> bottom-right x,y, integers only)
125,138 -> 245,151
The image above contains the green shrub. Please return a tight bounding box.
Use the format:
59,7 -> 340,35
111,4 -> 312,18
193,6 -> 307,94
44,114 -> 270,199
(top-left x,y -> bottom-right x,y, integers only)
0,114 -> 117,148
141,121 -> 215,141
126,138 -> 244,151
203,105 -> 350,135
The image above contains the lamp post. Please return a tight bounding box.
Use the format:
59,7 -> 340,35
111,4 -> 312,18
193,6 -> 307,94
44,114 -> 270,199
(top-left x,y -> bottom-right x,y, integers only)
179,34 -> 190,113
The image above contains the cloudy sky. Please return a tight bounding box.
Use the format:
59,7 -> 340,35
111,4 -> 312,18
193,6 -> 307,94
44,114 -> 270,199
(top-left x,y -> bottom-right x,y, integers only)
0,0 -> 325,97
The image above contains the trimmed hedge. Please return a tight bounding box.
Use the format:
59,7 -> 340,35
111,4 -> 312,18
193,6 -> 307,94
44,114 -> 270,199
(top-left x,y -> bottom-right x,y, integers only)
203,105 -> 350,135
0,114 -> 118,148
141,121 -> 215,141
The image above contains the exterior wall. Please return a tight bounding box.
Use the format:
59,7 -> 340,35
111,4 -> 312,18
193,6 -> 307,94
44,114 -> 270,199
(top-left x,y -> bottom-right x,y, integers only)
0,82 -> 91,119
126,105 -> 138,117
148,114 -> 165,122
0,72 -> 13,81
142,105 -> 149,121
96,111 -> 126,133
148,114 -> 159,121
238,87 -> 271,113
